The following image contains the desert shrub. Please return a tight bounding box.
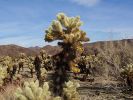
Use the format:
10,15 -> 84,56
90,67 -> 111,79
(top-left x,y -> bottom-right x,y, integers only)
118,47 -> 133,67
96,47 -> 122,78
97,42 -> 133,78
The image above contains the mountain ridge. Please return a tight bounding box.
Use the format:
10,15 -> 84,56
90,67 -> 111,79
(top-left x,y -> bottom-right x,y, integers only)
0,39 -> 132,57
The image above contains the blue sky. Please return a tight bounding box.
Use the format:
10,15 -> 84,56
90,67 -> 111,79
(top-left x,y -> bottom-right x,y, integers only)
0,0 -> 133,47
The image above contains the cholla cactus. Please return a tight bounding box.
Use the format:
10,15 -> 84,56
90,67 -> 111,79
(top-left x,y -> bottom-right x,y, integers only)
0,56 -> 20,82
2,56 -> 13,68
45,13 -> 89,96
18,55 -> 27,73
121,63 -> 133,78
40,49 -> 47,60
19,53 -> 26,59
39,50 -> 53,71
1,56 -> 15,80
14,80 -> 62,100
121,63 -> 133,89
25,57 -> 35,78
0,67 -> 7,86
84,55 -> 101,69
63,81 -> 80,100
28,63 -> 34,77
43,55 -> 53,71
78,55 -> 104,81
45,13 -> 89,73
41,68 -> 47,80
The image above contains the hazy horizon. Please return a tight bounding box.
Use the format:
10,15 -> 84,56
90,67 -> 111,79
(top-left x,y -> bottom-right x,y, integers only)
0,38 -> 132,48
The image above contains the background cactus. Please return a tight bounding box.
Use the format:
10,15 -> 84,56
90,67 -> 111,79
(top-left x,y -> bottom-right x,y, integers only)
0,67 -> 7,86
26,56 -> 35,78
40,50 -> 53,71
40,49 -> 47,60
18,53 -> 27,73
121,63 -> 133,90
121,63 -> 133,78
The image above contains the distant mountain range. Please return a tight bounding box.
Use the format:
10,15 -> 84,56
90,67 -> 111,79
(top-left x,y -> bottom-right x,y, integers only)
0,39 -> 132,57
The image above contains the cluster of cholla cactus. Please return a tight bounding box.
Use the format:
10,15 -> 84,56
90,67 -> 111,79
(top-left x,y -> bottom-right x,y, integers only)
77,55 -> 101,81
63,81 -> 80,100
81,55 -> 100,69
121,63 -> 133,90
45,13 -> 89,95
0,54 -> 29,84
14,80 -> 80,100
0,52 -> 49,86
1,56 -> 13,71
14,80 -> 62,100
0,56 -> 18,82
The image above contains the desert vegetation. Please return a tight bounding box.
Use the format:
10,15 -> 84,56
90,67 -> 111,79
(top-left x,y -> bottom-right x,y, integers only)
0,13 -> 133,100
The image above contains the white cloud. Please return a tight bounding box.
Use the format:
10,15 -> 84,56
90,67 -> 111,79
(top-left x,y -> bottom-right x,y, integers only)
71,0 -> 101,7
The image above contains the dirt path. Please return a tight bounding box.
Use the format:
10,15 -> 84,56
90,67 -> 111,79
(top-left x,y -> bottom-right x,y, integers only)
1,71 -> 133,100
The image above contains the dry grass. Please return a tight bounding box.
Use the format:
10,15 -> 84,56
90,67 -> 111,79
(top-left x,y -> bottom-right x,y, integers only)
0,84 -> 18,100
